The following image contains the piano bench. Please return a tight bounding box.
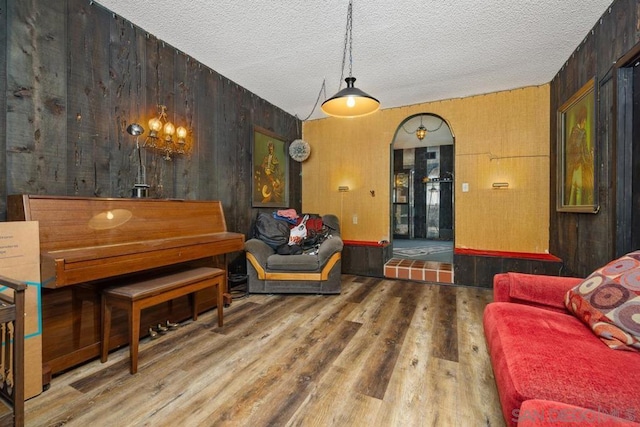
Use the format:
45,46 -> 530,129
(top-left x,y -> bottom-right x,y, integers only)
100,267 -> 225,374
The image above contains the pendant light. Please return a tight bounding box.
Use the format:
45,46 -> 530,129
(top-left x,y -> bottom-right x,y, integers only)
321,0 -> 380,118
416,115 -> 427,140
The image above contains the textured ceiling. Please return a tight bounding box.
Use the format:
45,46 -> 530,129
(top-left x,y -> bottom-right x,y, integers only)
94,0 -> 613,121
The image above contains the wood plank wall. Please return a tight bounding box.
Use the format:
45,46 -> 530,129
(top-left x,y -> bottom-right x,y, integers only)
549,0 -> 639,276
0,1 -> 6,207
1,0 -> 302,245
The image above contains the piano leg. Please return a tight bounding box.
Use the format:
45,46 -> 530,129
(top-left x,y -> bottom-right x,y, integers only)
222,254 -> 232,307
72,285 -> 100,348
101,296 -> 141,374
100,296 -> 112,364
129,305 -> 141,375
100,295 -> 142,374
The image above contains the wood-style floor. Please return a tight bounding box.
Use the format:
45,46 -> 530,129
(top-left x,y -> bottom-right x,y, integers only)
24,275 -> 505,427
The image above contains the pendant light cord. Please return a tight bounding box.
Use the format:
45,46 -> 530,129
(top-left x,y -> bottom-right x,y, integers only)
338,0 -> 354,92
297,79 -> 328,122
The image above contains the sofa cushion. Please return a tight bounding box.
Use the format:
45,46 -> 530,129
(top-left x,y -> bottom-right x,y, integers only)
484,302 -> 640,427
495,272 -> 578,313
564,251 -> 640,351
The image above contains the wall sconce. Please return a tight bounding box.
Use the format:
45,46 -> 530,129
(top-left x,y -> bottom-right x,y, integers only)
127,123 -> 149,198
338,186 -> 350,192
492,182 -> 509,189
144,105 -> 191,160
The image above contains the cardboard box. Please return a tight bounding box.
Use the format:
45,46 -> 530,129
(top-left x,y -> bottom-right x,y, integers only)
0,221 -> 42,400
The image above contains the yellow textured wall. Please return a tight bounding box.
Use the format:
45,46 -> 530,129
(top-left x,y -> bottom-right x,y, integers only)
302,84 -> 550,254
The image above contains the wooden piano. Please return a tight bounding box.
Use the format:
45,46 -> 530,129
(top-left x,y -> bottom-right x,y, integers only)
8,195 -> 245,376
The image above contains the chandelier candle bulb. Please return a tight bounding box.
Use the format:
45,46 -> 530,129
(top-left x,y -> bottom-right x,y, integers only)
148,117 -> 162,136
163,122 -> 175,139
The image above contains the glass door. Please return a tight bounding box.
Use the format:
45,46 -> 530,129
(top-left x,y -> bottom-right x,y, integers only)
393,170 -> 412,238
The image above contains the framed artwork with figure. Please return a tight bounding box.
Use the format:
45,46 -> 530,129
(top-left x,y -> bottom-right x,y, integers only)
252,126 -> 289,207
557,77 -> 598,213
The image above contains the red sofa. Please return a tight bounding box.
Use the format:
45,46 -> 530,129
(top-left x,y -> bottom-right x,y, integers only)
483,272 -> 640,426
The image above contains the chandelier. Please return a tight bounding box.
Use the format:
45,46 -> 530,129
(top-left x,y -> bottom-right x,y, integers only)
402,114 -> 445,141
144,105 -> 190,160
415,115 -> 427,140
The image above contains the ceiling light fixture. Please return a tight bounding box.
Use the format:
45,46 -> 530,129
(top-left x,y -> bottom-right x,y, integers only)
416,116 -> 427,140
321,0 -> 379,118
401,114 -> 446,141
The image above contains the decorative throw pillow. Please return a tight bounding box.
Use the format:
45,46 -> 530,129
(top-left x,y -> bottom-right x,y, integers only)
565,250 -> 640,351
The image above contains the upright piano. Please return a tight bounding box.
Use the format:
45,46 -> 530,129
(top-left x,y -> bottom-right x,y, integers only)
8,195 -> 245,376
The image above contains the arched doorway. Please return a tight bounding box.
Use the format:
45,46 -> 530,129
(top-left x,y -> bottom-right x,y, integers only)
387,113 -> 455,281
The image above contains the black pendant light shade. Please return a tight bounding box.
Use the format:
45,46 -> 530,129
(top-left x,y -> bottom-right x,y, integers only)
319,1 -> 380,118
321,77 -> 380,118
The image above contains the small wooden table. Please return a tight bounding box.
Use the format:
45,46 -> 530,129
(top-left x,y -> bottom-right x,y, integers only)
101,267 -> 225,374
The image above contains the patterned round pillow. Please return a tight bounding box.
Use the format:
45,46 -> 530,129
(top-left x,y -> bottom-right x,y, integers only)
565,251 -> 640,351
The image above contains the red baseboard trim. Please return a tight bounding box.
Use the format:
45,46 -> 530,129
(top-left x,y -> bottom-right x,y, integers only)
454,248 -> 562,262
343,240 -> 389,247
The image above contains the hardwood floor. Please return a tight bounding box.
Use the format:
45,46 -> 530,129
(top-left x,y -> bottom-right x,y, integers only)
24,275 -> 504,427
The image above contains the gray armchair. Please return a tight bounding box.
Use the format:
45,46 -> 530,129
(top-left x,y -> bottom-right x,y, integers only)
245,214 -> 343,294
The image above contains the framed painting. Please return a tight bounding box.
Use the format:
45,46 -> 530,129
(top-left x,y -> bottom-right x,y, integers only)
252,126 -> 289,207
557,77 -> 598,213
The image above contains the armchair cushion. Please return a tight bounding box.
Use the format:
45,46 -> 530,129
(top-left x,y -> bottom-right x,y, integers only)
267,253 -> 320,271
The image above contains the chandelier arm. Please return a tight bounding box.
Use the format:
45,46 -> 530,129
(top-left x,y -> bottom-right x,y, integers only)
425,119 -> 445,132
400,123 -> 417,134
398,117 -> 446,135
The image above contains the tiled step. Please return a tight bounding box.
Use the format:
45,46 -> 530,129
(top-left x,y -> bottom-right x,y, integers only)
384,258 -> 453,283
